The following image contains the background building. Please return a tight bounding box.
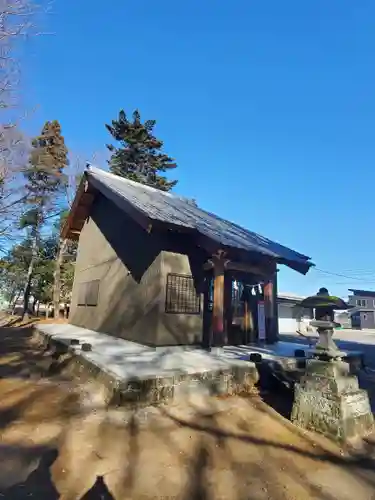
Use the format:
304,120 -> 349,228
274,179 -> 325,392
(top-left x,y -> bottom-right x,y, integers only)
277,292 -> 313,334
347,289 -> 375,329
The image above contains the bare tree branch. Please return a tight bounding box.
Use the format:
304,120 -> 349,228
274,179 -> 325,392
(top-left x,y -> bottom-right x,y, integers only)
0,0 -> 38,109
0,1 -> 42,249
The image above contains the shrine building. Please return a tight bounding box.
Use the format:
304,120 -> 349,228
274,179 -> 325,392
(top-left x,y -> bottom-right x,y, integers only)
62,166 -> 314,347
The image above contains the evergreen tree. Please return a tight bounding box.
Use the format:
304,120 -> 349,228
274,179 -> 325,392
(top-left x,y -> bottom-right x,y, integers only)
20,120 -> 69,318
106,109 -> 177,191
0,240 -> 31,311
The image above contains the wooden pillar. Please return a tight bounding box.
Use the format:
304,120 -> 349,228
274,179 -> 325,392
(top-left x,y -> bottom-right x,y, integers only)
202,274 -> 212,349
263,268 -> 278,344
210,251 -> 229,347
224,273 -> 232,344
272,270 -> 279,341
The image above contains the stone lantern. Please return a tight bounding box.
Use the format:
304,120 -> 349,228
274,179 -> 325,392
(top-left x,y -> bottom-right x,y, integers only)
291,287 -> 374,443
300,287 -> 349,358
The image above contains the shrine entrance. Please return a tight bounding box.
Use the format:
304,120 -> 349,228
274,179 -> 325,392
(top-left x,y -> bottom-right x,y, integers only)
201,250 -> 279,348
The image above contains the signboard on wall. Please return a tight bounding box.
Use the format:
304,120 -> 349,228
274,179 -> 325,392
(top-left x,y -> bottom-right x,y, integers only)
257,301 -> 266,341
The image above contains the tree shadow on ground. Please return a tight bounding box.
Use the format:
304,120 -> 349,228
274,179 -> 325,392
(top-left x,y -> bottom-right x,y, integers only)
0,447 -> 59,499
121,412 -> 140,493
181,439 -> 211,500
0,327 -> 50,380
0,388 -> 50,431
0,383 -> 81,431
158,403 -> 341,500
0,317 -> 38,328
159,401 -> 375,491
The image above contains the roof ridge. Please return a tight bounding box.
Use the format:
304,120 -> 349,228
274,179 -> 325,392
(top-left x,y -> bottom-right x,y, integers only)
88,165 -> 175,198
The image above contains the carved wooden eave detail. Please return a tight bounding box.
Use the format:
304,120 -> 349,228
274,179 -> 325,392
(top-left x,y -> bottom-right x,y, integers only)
61,175 -> 97,241
205,250 -> 230,272
203,254 -> 272,277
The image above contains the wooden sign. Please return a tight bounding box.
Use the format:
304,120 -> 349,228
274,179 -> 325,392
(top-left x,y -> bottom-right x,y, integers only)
258,301 -> 266,341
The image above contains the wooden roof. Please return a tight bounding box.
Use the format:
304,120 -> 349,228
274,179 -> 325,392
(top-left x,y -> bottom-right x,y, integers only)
62,167 -> 314,274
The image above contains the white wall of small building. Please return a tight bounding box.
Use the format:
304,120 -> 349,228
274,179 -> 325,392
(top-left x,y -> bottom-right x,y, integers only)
278,303 -> 298,334
277,292 -> 314,334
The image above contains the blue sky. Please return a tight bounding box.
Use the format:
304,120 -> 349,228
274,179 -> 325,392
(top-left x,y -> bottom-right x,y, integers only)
23,0 -> 375,298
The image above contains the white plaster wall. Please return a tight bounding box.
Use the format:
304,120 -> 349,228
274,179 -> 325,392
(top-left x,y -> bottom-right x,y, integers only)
278,303 -> 298,334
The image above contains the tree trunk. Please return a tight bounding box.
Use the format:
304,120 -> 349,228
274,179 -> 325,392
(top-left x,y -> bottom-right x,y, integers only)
8,288 -> 16,310
53,238 -> 67,320
21,232 -> 38,320
11,289 -> 21,314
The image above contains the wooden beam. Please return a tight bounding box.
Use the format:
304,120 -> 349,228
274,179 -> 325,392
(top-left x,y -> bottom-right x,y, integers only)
61,174 -> 96,240
80,193 -> 95,206
74,206 -> 90,220
226,261 -> 270,276
84,179 -> 96,194
65,231 -> 80,241
203,259 -> 270,277
203,261 -> 214,271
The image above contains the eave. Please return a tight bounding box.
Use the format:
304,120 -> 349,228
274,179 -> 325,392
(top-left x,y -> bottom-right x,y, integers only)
61,174 -> 96,241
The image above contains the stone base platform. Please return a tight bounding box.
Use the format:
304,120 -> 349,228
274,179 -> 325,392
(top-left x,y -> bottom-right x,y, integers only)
291,358 -> 374,443
33,324 -> 259,408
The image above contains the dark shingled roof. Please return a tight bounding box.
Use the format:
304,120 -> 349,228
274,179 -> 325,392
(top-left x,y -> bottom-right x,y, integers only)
67,166 -> 314,274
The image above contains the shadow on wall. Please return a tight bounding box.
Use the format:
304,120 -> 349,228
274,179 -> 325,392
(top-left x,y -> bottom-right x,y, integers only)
159,315 -> 203,345
92,195 -> 163,283
93,193 -> 208,290
99,298 -> 160,345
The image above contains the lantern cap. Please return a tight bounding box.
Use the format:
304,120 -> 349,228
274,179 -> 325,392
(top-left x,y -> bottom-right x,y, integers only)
300,287 -> 350,310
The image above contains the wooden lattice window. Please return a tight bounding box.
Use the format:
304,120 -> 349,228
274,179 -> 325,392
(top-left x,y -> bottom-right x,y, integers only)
165,273 -> 201,314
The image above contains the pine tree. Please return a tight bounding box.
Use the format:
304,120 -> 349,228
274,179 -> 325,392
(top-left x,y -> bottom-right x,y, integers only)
21,120 -> 68,319
106,109 -> 177,191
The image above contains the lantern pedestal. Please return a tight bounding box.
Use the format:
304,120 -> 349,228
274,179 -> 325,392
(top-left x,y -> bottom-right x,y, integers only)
291,356 -> 373,442
291,289 -> 373,442
311,321 -> 346,358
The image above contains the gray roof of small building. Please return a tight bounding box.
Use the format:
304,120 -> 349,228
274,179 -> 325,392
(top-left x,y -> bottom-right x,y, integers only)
349,289 -> 375,298
86,167 -> 314,274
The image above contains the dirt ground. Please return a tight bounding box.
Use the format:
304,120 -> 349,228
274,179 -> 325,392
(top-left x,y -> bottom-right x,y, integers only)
0,325 -> 375,499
